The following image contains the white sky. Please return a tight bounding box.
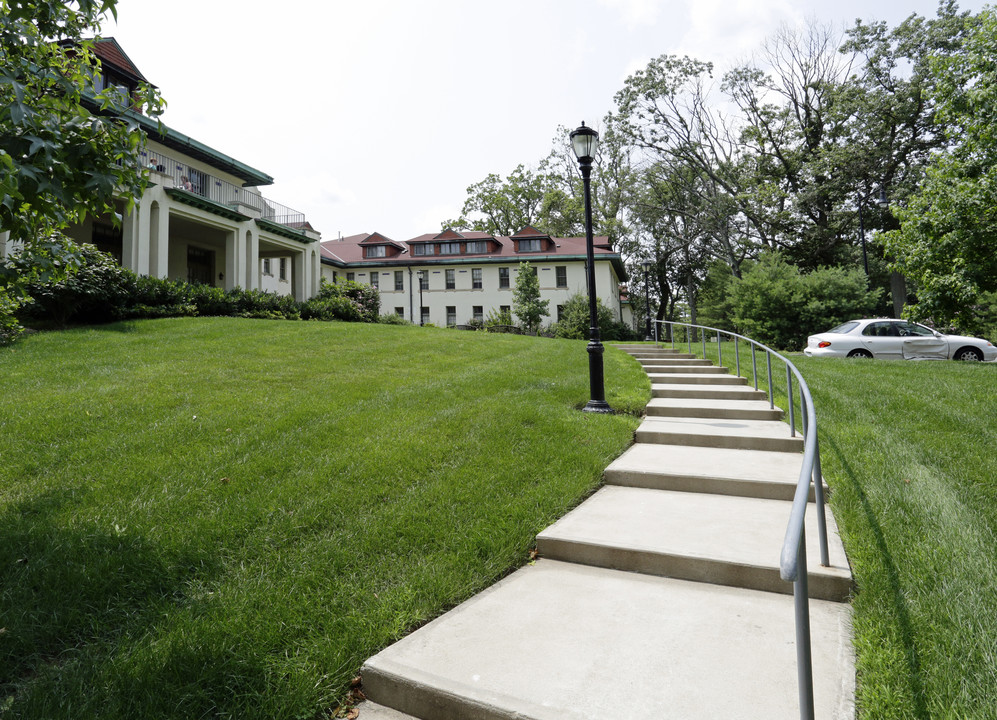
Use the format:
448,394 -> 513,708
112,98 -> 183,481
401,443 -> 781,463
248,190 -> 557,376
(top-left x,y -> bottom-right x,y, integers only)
105,0 -> 986,242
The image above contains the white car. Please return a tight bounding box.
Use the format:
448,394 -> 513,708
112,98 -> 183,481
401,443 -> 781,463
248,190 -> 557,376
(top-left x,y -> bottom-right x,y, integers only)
804,319 -> 996,361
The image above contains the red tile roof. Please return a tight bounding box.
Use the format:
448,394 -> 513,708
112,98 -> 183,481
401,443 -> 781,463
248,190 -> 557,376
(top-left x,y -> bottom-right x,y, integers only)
320,231 -> 616,266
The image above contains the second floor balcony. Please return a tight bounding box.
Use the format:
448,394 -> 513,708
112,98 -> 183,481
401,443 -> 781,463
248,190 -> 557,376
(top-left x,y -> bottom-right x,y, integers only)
140,148 -> 310,231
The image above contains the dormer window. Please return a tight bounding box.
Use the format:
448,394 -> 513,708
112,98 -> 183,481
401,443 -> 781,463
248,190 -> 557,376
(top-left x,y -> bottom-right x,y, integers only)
465,241 -> 488,254
365,245 -> 387,258
440,242 -> 461,255
412,244 -> 432,256
518,239 -> 543,252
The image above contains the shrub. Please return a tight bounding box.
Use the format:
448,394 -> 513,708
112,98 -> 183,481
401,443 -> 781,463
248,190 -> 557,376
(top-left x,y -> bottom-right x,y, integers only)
301,295 -> 359,322
230,288 -> 300,320
378,312 -> 410,325
0,289 -> 24,345
552,293 -> 615,340
18,243 -> 136,327
313,278 -> 380,323
729,252 -> 880,350
483,307 -> 515,329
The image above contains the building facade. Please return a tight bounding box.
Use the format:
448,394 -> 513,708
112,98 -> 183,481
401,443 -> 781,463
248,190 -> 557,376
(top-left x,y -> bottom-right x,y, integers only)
320,227 -> 630,328
1,39 -> 322,300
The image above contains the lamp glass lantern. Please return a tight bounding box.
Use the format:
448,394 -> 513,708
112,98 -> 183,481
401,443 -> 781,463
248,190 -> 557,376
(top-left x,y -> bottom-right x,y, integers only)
570,122 -> 599,163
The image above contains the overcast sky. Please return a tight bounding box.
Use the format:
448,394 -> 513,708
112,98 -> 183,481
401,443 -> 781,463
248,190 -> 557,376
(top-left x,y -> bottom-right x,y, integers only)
105,0 -> 986,242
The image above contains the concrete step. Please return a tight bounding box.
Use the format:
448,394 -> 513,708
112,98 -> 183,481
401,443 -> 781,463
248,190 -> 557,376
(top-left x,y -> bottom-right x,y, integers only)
537,486 -> 851,600
642,364 -> 730,374
647,373 -> 747,385
652,383 -> 769,401
628,352 -> 699,360
361,560 -> 855,720
636,416 -> 805,453
636,356 -> 712,366
604,442 -> 825,501
646,397 -> 783,420
357,702 -> 417,719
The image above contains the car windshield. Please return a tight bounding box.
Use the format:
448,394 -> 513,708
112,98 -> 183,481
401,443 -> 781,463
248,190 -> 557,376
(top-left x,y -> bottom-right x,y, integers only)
827,321 -> 860,334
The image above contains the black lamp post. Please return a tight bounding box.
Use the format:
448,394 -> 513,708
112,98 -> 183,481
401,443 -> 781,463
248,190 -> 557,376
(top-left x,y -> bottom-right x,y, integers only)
570,121 -> 611,414
857,186 -> 890,279
417,270 -> 425,326
642,259 -> 653,342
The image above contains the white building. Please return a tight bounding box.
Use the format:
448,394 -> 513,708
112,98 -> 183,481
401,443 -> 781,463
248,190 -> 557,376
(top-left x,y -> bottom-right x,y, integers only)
1,39 -> 322,300
320,227 -> 631,328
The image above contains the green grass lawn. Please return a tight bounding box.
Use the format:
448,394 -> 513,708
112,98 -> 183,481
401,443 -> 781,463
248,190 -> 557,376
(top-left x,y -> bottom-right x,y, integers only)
0,318 -> 647,719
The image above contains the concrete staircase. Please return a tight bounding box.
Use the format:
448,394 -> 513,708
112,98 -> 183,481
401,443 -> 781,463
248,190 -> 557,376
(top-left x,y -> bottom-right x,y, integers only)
358,344 -> 855,719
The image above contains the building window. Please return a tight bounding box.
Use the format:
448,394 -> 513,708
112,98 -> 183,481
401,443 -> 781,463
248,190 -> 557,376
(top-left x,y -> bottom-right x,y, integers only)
394,271 -> 404,291
395,307 -> 404,317
466,240 -> 487,254
499,267 -> 510,289
421,306 -> 430,325
279,258 -> 287,281
419,272 -> 428,290
370,272 -> 379,289
518,238 -> 542,252
366,245 -> 387,258
500,305 -> 511,316
472,305 -> 483,323
472,268 -> 482,289
446,306 -> 456,326
346,272 -> 355,282
262,258 -> 272,276
413,244 -> 431,256
555,265 -> 567,288
444,269 -> 455,290
440,242 -> 461,255
557,304 -> 564,322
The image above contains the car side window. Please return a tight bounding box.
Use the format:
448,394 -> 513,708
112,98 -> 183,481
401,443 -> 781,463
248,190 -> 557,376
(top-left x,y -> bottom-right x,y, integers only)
863,323 -> 888,336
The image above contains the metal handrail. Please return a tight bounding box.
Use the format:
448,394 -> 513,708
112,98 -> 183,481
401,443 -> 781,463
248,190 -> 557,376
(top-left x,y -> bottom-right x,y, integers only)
653,320 -> 829,720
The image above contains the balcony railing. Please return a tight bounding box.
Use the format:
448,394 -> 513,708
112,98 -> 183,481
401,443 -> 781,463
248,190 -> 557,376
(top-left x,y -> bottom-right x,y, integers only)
140,148 -> 308,228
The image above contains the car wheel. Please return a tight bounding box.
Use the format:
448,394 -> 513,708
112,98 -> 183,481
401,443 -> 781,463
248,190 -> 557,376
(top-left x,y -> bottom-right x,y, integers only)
954,347 -> 983,362
847,349 -> 873,359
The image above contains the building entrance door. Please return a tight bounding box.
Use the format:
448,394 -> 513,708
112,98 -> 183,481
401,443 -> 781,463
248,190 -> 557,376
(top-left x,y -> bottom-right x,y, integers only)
187,246 -> 215,285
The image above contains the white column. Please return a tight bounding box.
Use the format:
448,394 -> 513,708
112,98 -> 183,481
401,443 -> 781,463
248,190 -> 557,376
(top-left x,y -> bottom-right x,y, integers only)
247,231 -> 259,290
224,229 -> 238,291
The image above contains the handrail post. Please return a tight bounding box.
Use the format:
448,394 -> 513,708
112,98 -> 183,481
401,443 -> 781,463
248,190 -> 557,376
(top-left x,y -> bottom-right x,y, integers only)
795,528 -> 816,720
717,330 -> 723,368
735,338 -> 741,377
812,433 -> 830,567
786,366 -> 796,438
702,332 -> 707,362
766,352 -> 774,410
751,345 -> 758,390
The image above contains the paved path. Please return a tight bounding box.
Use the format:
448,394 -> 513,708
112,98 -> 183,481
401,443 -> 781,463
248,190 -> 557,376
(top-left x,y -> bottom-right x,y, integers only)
357,344 -> 855,719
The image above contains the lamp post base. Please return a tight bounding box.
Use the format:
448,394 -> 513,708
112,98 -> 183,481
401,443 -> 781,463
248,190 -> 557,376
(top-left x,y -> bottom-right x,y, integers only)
583,399 -> 613,413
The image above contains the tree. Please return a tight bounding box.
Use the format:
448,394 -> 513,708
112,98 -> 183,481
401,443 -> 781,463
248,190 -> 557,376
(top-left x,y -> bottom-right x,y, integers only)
444,164 -> 556,237
884,6 -> 997,332
512,261 -> 548,334
0,0 -> 163,282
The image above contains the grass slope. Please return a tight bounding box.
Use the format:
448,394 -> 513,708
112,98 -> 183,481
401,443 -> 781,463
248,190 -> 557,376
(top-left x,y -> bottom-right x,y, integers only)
0,318 -> 646,719
795,356 -> 997,719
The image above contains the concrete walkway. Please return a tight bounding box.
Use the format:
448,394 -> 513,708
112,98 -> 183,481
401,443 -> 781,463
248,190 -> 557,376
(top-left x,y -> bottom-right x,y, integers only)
357,344 -> 855,719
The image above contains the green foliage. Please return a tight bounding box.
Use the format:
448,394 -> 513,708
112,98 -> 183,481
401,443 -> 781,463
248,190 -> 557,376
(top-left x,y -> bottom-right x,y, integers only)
883,7 -> 997,333
0,0 -> 164,253
695,260 -> 741,331
17,243 -> 135,326
0,287 -> 23,344
553,293 -> 613,340
312,278 -> 380,323
377,312 -> 410,325
729,252 -> 879,350
511,262 -> 549,335
483,307 -> 514,329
